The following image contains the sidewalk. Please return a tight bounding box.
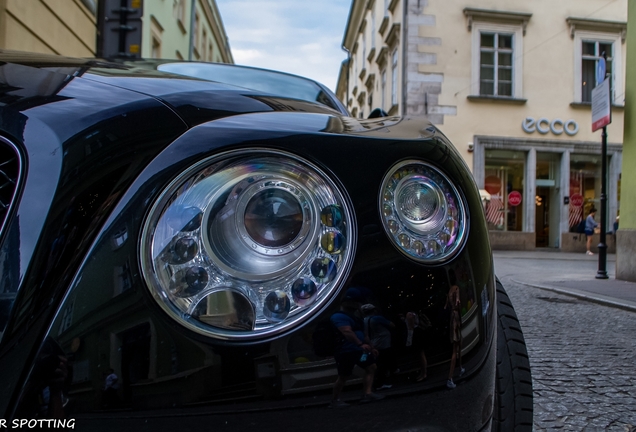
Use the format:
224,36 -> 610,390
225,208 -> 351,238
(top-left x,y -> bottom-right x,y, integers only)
493,249 -> 636,312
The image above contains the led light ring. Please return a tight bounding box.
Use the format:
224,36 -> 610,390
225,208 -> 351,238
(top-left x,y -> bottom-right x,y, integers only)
140,148 -> 355,341
379,160 -> 468,264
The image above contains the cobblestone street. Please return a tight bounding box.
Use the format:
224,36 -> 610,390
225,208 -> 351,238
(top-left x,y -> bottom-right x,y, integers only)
496,254 -> 636,431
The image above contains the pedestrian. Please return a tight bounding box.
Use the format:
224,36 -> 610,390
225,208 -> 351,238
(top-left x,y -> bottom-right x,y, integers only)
329,288 -> 384,408
614,215 -> 619,233
361,304 -> 396,390
445,269 -> 464,389
585,207 -> 599,255
404,311 -> 428,382
103,368 -> 120,408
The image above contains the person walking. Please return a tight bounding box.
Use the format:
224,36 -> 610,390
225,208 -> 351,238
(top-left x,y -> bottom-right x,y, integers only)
445,270 -> 464,389
329,288 -> 384,408
404,311 -> 428,383
585,207 -> 599,255
361,304 -> 396,390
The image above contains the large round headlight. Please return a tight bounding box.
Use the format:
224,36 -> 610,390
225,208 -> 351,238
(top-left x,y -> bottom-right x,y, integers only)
140,149 -> 354,340
379,160 -> 467,263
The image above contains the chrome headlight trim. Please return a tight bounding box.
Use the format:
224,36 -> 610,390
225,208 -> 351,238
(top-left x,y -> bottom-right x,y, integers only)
379,159 -> 468,264
140,148 -> 355,341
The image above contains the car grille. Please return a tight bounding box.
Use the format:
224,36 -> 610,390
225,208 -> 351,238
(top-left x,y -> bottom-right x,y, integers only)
0,137 -> 21,239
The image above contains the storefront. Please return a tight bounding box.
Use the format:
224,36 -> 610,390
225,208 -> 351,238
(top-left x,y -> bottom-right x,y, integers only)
472,117 -> 622,251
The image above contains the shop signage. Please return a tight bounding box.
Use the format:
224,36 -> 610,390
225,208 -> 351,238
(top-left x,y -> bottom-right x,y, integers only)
570,193 -> 584,207
591,79 -> 611,132
484,175 -> 501,195
522,117 -> 579,136
508,191 -> 522,206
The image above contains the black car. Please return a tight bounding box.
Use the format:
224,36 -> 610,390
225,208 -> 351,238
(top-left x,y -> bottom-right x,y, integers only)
0,50 -> 532,431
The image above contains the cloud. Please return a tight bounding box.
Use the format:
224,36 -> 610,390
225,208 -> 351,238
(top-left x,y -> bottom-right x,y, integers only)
216,0 -> 351,91
232,48 -> 265,63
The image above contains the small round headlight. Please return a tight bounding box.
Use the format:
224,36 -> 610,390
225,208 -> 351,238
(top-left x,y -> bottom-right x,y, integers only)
379,160 -> 467,263
141,149 -> 354,340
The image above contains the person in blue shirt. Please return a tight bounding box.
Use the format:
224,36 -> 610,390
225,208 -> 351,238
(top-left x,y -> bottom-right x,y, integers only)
585,207 -> 598,255
361,304 -> 397,390
329,288 -> 384,408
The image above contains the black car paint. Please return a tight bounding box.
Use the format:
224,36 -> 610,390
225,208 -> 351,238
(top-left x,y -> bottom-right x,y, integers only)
0,54 -> 496,431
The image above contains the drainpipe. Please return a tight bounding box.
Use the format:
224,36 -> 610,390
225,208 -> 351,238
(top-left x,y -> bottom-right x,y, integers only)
401,0 -> 408,116
188,0 -> 196,60
342,45 -> 351,114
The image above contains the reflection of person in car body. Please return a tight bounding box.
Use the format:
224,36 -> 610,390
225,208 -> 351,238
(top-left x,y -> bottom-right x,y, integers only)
329,288 -> 385,408
445,269 -> 465,389
361,303 -> 397,389
404,311 -> 428,383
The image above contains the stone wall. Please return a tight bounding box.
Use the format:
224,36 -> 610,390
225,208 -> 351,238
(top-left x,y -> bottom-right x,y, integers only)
561,232 -> 616,254
488,231 -> 535,250
616,229 -> 636,282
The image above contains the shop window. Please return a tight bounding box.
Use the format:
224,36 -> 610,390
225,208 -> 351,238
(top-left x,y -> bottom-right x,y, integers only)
484,150 -> 525,231
569,154 -> 600,232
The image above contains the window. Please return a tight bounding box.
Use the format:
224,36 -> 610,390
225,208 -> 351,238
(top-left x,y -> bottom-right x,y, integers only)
208,41 -> 213,62
202,29 -> 207,59
391,48 -> 398,106
469,20 -> 525,98
151,36 -> 161,59
479,33 -> 513,96
362,32 -> 366,63
381,69 -> 386,110
58,299 -> 75,335
371,10 -> 376,49
150,16 -> 163,59
175,0 -> 187,33
575,36 -> 620,103
568,18 -> 625,105
193,13 -> 200,58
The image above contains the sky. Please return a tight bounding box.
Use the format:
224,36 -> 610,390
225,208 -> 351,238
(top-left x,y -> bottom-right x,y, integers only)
216,0 -> 351,92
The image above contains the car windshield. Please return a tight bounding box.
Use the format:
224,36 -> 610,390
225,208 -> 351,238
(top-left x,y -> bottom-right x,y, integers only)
157,62 -> 344,113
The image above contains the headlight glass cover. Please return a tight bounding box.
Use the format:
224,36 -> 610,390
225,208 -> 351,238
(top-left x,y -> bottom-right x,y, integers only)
379,160 -> 467,263
140,150 -> 354,340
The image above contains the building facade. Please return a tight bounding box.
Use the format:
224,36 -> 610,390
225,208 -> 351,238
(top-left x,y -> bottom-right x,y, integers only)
140,0 -> 232,63
0,0 -> 233,64
338,0 -> 626,252
0,0 -> 98,56
617,2 -> 636,282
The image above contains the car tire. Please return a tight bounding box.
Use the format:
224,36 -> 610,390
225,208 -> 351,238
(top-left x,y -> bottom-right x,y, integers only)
492,278 -> 533,431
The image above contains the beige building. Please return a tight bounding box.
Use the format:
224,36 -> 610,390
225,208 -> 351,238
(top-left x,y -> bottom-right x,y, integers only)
0,0 -> 98,56
338,0 -> 626,252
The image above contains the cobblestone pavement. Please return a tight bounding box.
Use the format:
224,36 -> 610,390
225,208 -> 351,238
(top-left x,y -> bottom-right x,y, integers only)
498,275 -> 636,431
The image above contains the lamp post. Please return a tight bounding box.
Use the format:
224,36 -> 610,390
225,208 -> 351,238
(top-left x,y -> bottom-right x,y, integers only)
593,52 -> 610,279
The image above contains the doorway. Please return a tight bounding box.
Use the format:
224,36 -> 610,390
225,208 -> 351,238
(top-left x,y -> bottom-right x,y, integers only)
535,153 -> 561,248
535,187 -> 550,247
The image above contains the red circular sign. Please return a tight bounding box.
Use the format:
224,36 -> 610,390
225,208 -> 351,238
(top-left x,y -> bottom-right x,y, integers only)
508,191 -> 522,206
570,193 -> 584,207
485,176 -> 501,195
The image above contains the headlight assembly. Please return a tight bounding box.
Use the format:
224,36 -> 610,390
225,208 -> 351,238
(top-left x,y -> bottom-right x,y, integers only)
379,160 -> 467,264
140,149 -> 354,340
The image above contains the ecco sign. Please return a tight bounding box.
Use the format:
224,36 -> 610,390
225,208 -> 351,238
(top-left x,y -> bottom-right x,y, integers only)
522,117 -> 579,136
